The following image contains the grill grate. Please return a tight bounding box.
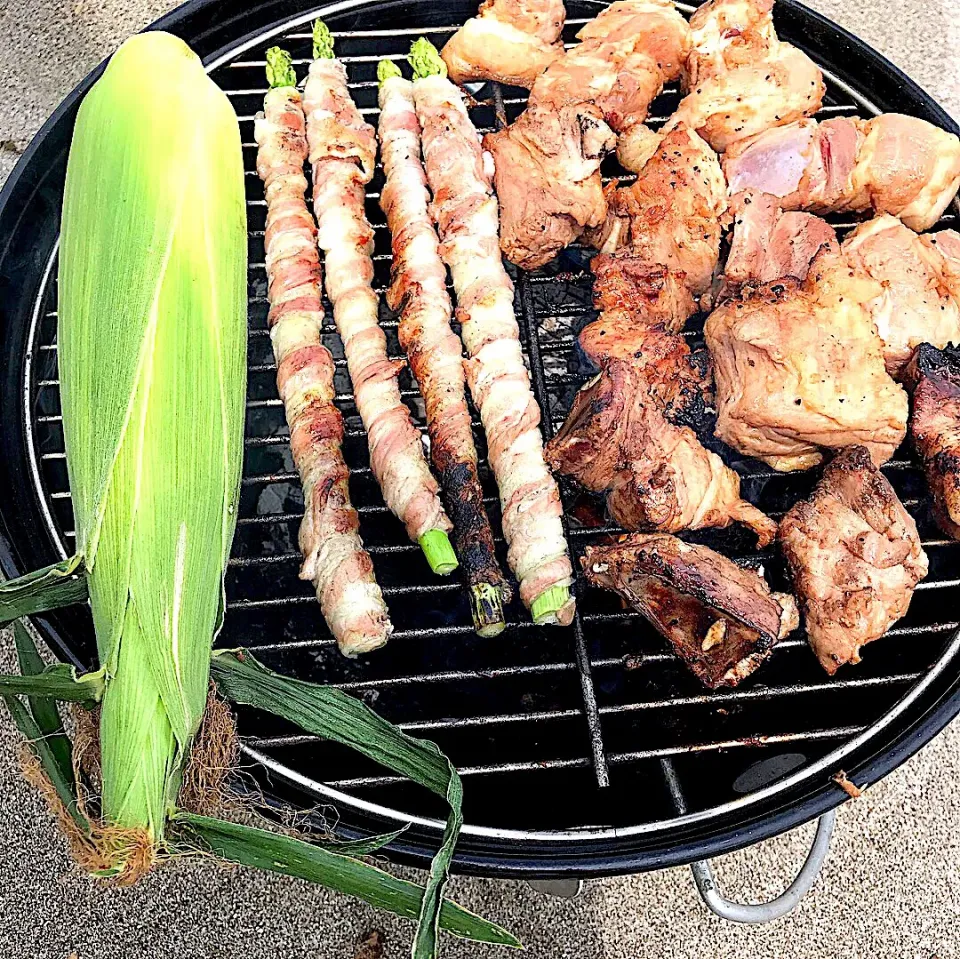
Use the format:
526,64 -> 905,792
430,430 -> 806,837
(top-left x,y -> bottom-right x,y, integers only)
21,2 -> 960,854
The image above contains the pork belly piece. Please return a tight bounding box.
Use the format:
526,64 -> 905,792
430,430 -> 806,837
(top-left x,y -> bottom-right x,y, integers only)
666,0 -> 825,152
723,114 -> 960,231
546,353 -> 775,545
903,344 -> 960,540
484,102 -> 615,270
486,0 -> 692,268
720,191 -> 839,297
705,250 -> 908,471
441,0 -> 566,89
842,216 -> 960,378
582,534 -> 799,687
585,127 -> 727,304
779,445 -> 928,674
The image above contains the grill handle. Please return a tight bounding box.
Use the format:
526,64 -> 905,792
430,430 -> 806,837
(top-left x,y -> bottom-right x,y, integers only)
690,809 -> 837,924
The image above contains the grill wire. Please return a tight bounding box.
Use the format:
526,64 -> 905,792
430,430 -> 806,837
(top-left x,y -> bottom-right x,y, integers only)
24,5 -> 960,840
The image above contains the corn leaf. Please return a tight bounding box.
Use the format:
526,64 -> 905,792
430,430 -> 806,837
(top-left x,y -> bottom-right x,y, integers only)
211,651 -> 467,959
172,813 -> 520,949
59,32 -> 247,840
0,556 -> 88,627
14,622 -> 75,781
0,665 -> 104,702
311,826 -> 410,856
3,694 -> 88,832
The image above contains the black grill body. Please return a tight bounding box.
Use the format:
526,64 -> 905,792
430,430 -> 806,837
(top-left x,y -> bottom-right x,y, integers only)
1,0 -> 959,878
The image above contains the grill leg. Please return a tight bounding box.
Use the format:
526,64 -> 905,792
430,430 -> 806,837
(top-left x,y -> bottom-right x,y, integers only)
690,809 -> 837,924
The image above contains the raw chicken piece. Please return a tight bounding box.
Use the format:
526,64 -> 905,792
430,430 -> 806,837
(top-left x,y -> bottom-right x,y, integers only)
705,250 -> 908,471
842,216 -> 960,378
666,0 -> 825,152
723,114 -> 960,231
779,445 -> 928,674
585,127 -> 727,303
919,230 -> 960,302
484,102 -> 615,270
546,355 -> 776,544
441,0 -> 566,88
616,124 -> 662,174
582,534 -> 799,687
721,191 -> 839,297
903,344 -> 960,540
487,0 -> 692,268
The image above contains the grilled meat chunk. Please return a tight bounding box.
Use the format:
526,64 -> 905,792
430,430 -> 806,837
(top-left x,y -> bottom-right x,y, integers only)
903,344 -> 960,540
721,191 -> 839,297
779,446 -> 928,674
582,534 -> 799,687
487,0 -> 692,268
441,0 -> 566,88
585,127 -> 727,305
723,114 -> 960,231
666,0 -> 825,152
841,216 -> 960,378
706,250 -> 908,471
484,102 -> 615,271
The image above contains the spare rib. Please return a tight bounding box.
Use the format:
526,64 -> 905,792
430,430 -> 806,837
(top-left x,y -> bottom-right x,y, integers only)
582,534 -> 799,688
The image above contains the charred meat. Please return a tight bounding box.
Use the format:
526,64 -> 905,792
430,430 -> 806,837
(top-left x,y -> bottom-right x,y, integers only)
904,343 -> 960,540
779,446 -> 928,674
582,534 -> 799,687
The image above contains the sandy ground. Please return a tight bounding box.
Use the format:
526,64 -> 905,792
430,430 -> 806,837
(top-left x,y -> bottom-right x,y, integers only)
1,1 -> 959,957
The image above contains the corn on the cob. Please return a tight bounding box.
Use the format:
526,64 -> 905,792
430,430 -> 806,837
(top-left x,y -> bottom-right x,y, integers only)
57,31 -> 247,852
255,48 -> 392,656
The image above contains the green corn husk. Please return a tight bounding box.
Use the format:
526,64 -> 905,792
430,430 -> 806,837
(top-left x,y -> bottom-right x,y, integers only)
58,31 -> 246,853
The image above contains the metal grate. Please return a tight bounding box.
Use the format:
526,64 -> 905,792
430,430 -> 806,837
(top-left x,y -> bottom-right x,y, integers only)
22,1 -> 960,855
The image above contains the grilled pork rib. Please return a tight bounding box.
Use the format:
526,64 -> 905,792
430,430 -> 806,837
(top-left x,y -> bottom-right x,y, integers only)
904,344 -> 960,540
441,0 -> 566,88
255,77 -> 391,656
779,446 -> 928,674
304,56 -> 452,548
723,114 -> 960,231
582,534 -> 799,688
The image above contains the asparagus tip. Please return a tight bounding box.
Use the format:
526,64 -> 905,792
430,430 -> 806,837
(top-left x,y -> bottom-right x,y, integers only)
265,47 -> 297,89
312,19 -> 335,60
408,38 -> 447,80
531,585 -> 575,626
469,583 -> 506,637
419,529 -> 459,576
377,59 -> 403,85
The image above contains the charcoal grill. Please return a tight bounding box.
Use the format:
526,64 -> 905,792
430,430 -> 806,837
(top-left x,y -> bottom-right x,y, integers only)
2,0 -> 960,924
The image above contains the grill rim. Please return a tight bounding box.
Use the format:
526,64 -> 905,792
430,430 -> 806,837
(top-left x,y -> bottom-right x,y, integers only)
2,0 -> 960,878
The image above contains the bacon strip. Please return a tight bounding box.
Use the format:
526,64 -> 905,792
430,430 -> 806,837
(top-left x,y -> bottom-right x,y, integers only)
378,73 -> 509,632
254,85 -> 391,656
303,58 -> 452,547
413,73 -> 575,625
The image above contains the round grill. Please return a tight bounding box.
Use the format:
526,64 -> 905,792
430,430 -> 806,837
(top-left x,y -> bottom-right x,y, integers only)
2,0 -> 960,878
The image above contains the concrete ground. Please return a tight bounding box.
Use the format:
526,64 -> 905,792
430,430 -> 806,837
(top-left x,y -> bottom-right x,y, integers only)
1,1 -> 959,957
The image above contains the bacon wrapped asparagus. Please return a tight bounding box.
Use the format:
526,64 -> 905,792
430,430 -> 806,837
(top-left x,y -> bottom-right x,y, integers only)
409,40 -> 575,626
303,23 -> 455,573
255,48 -> 391,655
377,61 -> 509,636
